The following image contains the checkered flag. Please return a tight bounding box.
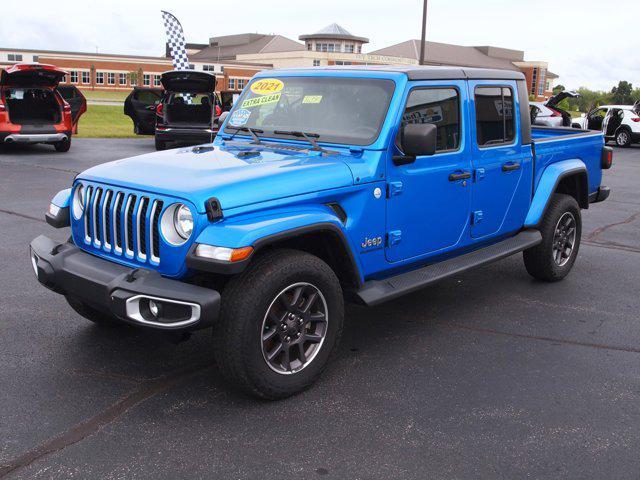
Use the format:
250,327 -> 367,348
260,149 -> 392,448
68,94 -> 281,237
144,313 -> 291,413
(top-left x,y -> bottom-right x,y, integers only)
162,11 -> 190,71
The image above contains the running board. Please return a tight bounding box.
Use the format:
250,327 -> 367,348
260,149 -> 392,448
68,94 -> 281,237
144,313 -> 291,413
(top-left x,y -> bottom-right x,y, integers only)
356,230 -> 542,306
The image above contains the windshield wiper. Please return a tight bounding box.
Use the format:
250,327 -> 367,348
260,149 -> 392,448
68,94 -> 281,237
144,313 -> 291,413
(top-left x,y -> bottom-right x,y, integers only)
274,130 -> 323,151
227,126 -> 264,144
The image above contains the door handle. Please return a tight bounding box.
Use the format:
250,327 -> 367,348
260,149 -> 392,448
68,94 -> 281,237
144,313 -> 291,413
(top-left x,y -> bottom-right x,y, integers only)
502,162 -> 521,172
448,171 -> 471,182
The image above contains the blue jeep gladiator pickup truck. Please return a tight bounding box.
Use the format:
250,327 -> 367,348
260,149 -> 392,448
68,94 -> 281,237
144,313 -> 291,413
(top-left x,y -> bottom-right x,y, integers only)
31,66 -> 612,399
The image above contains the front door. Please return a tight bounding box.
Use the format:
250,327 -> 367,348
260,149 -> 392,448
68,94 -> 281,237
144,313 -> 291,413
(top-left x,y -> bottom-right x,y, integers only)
468,81 -> 525,239
385,81 -> 472,263
586,107 -> 608,131
57,85 -> 87,127
124,88 -> 162,135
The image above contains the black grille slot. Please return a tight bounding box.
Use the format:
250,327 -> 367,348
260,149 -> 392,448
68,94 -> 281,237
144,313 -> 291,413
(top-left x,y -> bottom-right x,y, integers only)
84,186 -> 93,241
139,198 -> 149,257
93,188 -> 103,244
103,190 -> 113,247
152,200 -> 163,260
114,193 -> 123,251
126,195 -> 137,253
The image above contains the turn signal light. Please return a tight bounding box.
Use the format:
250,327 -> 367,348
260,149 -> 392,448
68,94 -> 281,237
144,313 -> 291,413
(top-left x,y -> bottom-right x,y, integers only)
156,103 -> 163,116
631,118 -> 640,122
194,244 -> 254,262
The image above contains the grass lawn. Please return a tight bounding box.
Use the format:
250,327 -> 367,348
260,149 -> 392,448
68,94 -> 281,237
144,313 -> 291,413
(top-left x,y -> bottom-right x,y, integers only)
76,105 -> 138,138
81,89 -> 130,102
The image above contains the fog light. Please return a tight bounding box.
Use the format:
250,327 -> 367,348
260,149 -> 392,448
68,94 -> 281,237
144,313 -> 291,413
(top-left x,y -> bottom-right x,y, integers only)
149,299 -> 160,318
30,251 -> 39,277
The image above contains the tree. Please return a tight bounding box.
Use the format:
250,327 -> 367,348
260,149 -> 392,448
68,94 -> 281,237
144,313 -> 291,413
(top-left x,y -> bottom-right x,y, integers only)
611,81 -> 633,105
553,84 -> 565,95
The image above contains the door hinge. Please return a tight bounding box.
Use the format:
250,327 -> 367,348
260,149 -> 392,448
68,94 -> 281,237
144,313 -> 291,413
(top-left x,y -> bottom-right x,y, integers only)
472,210 -> 484,225
387,230 -> 402,246
386,181 -> 404,198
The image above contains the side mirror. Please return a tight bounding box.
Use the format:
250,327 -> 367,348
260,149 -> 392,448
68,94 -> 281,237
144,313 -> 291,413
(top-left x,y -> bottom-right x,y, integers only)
217,111 -> 229,126
394,123 -> 437,165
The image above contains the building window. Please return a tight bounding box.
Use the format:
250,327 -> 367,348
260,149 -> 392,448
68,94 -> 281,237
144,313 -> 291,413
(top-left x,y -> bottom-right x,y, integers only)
107,72 -> 115,85
7,53 -> 23,62
307,44 -> 312,51
70,71 -> 78,84
313,60 -> 321,67
143,74 -> 150,86
154,75 -> 161,86
238,78 -> 247,90
82,71 -> 90,84
119,73 -> 127,85
357,45 -> 362,53
203,64 -> 216,72
402,88 -> 461,152
33,55 -> 39,62
345,44 -> 355,53
475,86 -> 515,147
228,78 -> 236,90
327,44 -> 335,52
96,72 -> 104,84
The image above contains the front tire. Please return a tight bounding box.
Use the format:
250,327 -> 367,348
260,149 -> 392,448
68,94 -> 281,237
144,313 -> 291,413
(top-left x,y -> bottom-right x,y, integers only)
155,138 -> 166,150
214,249 -> 344,400
615,129 -> 632,148
523,193 -> 582,282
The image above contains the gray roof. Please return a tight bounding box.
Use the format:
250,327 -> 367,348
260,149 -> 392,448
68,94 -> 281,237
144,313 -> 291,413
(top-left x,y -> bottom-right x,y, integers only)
191,34 -> 304,61
299,23 -> 369,43
370,40 -> 521,71
267,65 -> 526,81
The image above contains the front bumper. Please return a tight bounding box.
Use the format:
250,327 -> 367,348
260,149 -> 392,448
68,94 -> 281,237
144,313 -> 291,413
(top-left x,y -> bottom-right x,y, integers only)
155,127 -> 217,144
30,235 -> 220,330
4,133 -> 68,144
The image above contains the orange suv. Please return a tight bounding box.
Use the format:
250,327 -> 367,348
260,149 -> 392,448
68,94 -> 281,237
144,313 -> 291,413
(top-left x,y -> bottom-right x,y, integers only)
0,63 -> 86,152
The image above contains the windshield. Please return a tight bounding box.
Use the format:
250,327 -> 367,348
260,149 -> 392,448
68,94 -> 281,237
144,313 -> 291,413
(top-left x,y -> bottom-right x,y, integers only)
224,76 -> 395,146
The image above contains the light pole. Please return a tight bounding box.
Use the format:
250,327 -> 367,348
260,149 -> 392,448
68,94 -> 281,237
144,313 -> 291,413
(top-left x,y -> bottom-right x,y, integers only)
419,0 -> 428,65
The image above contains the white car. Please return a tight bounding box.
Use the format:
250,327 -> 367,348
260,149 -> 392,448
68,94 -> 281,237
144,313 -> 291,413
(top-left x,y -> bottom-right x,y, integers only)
572,103 -> 640,147
530,91 -> 580,127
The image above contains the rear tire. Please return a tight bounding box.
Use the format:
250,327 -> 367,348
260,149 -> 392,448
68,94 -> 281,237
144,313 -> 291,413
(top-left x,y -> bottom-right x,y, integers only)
155,138 -> 166,150
54,137 -> 71,152
523,193 -> 581,282
65,296 -> 122,327
214,249 -> 344,400
615,129 -> 632,148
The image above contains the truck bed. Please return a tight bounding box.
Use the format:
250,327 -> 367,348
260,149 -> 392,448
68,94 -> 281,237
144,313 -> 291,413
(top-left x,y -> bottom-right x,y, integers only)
531,126 -> 604,194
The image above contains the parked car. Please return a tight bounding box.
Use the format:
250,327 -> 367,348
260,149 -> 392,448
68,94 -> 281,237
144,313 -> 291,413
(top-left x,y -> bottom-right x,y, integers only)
32,66 -> 611,399
125,71 -> 221,150
572,103 -> 640,147
530,91 -> 579,127
0,63 -> 86,151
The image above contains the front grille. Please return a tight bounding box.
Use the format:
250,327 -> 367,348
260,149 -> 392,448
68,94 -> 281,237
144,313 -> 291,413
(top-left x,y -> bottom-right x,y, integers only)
81,186 -> 164,265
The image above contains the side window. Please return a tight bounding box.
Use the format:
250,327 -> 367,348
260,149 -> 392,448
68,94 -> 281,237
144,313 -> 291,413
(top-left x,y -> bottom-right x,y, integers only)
401,88 -> 460,152
475,86 -> 515,147
136,90 -> 161,104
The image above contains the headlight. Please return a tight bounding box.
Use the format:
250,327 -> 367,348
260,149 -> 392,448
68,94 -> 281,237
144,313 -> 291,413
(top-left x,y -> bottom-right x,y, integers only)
72,184 -> 84,219
174,204 -> 193,239
160,203 -> 194,245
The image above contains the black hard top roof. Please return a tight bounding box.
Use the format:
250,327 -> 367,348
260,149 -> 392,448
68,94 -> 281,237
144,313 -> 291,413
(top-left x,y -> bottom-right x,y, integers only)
277,65 -> 525,81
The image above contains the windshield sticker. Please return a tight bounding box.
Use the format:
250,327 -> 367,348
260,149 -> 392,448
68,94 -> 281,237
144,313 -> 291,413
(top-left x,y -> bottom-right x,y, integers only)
302,95 -> 323,104
250,79 -> 284,95
242,92 -> 281,109
228,108 -> 251,127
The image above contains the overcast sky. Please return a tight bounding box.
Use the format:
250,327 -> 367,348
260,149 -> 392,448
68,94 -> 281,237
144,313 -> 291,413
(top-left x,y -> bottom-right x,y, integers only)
2,0 -> 637,91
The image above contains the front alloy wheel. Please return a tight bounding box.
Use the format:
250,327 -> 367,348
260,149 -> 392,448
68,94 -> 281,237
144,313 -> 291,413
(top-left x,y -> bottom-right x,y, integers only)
214,249 -> 344,400
261,282 -> 328,375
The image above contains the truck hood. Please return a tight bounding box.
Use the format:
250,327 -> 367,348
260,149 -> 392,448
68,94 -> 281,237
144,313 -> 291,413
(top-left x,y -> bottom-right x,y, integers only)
78,143 -> 355,212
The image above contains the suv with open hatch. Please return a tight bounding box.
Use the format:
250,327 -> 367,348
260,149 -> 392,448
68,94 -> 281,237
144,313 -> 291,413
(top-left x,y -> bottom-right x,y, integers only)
31,66 -> 612,399
1,63 -> 86,151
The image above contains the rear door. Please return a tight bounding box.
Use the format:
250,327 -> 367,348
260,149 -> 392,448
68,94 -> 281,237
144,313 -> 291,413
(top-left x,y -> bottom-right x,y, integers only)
468,81 -> 529,239
56,85 -> 86,127
385,81 -> 472,262
124,88 -> 162,135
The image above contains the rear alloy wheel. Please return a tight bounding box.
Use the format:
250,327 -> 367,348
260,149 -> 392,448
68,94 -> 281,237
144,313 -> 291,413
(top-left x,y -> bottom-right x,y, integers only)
523,193 -> 581,282
615,129 -> 632,147
214,249 -> 344,400
54,137 -> 71,152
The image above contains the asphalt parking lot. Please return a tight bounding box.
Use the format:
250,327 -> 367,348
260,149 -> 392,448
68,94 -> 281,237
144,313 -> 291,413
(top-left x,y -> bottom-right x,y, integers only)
1,139 -> 639,479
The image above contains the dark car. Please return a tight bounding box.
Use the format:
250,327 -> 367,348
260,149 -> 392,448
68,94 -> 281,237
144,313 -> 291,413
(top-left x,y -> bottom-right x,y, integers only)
0,64 -> 86,152
125,71 -> 220,150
